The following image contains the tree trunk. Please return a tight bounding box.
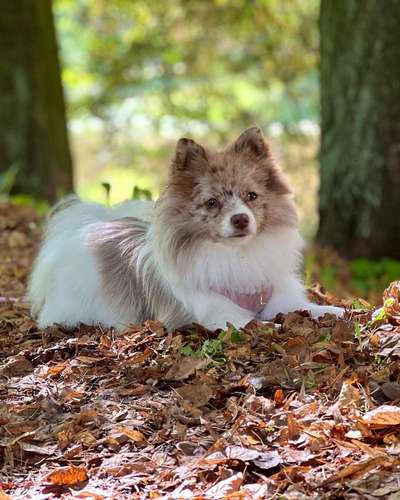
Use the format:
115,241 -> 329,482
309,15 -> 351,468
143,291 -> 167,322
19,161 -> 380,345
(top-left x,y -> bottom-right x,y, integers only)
0,0 -> 73,202
318,0 -> 400,259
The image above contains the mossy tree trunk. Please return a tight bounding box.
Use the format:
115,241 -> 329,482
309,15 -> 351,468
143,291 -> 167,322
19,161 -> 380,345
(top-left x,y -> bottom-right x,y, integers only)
0,0 -> 73,202
318,0 -> 400,259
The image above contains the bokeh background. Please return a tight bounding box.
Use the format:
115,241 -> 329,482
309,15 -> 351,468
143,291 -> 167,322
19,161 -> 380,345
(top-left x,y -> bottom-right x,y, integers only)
1,0 -> 399,303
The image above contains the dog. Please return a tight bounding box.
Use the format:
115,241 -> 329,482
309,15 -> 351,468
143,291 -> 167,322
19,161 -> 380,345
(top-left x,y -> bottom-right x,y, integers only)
28,127 -> 343,331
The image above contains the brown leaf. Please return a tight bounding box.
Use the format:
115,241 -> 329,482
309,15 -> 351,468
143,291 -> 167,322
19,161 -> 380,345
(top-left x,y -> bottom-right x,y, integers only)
332,320 -> 354,343
362,405 -> 400,428
75,431 -> 97,447
176,383 -> 214,407
99,334 -> 112,350
0,354 -> 33,377
253,452 -> 281,470
116,426 -> 145,442
144,320 -> 165,336
57,429 -> 73,450
205,472 -> 243,498
44,465 -> 88,486
334,381 -> 361,410
383,281 -> 400,322
274,388 -> 285,404
320,457 -> 392,486
225,445 -> 259,461
382,382 -> 400,400
165,356 -> 210,381
19,442 -> 57,455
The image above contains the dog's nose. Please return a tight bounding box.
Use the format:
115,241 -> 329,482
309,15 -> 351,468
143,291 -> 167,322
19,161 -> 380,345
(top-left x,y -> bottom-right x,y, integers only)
231,213 -> 249,231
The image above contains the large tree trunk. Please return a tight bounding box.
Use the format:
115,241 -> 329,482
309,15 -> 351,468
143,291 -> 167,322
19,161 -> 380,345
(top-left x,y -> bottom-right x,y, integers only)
318,0 -> 400,259
0,0 -> 73,202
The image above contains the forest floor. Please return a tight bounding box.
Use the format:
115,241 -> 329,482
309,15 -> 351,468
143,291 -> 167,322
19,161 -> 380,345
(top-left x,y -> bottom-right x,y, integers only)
1,202 -> 400,499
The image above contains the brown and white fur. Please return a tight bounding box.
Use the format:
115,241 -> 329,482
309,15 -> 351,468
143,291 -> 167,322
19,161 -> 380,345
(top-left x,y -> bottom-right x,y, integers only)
28,127 -> 343,331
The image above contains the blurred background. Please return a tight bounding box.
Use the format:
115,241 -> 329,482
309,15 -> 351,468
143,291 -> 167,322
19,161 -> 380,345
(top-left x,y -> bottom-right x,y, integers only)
0,0 -> 399,303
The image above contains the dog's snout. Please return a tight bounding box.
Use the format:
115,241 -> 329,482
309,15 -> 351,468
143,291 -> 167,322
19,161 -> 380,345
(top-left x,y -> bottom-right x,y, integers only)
231,213 -> 249,231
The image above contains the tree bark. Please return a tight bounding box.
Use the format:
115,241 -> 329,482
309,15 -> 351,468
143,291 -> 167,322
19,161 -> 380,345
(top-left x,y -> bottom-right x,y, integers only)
0,0 -> 73,201
318,0 -> 400,259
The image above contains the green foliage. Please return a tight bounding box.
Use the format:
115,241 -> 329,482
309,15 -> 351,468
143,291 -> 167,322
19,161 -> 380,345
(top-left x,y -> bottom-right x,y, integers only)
353,321 -> 363,351
132,186 -> 152,200
10,195 -> 49,215
54,0 -> 319,134
305,249 -> 400,302
319,264 -> 338,294
350,258 -> 400,297
180,329 -> 241,363
0,164 -> 19,196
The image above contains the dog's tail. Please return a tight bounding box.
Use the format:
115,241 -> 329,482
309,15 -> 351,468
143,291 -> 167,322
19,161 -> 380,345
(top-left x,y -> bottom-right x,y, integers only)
28,194 -> 82,316
47,193 -> 81,220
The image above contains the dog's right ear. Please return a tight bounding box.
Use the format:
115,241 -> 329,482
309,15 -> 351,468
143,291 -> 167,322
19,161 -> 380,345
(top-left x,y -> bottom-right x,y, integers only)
172,138 -> 207,172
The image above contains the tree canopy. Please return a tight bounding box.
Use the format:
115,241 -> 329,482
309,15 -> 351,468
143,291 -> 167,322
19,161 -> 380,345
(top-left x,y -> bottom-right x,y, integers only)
55,0 -> 319,137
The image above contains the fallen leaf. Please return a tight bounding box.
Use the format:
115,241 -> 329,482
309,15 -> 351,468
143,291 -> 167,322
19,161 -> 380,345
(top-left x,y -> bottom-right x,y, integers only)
382,382 -> 400,400
274,388 -> 285,404
334,381 -> 361,410
165,356 -> 210,381
176,383 -> 214,407
0,354 -> 33,377
362,405 -> 400,427
44,465 -> 88,486
225,445 -> 259,461
205,472 -> 243,499
116,426 -> 145,442
144,320 -> 165,336
19,442 -> 57,455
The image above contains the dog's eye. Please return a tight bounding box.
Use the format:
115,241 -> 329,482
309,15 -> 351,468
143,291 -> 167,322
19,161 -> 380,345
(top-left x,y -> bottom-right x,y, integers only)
206,198 -> 218,209
246,192 -> 258,202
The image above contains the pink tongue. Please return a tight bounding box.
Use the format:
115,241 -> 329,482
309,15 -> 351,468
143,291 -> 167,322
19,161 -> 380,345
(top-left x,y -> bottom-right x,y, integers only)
217,288 -> 272,313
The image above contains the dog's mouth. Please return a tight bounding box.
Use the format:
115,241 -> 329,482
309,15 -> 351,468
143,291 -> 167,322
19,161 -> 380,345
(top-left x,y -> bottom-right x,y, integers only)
230,231 -> 249,238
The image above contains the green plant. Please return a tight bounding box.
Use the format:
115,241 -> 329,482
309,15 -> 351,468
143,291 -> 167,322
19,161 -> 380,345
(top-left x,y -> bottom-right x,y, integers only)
354,321 -> 363,350
350,258 -> 400,297
132,186 -> 152,200
0,164 -> 19,196
181,331 -> 228,363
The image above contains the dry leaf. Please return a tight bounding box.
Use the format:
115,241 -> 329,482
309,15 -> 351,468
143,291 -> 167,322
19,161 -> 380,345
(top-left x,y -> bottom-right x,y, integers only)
19,442 -> 57,455
176,383 -> 214,407
274,389 -> 285,404
165,356 -> 210,381
362,405 -> 400,427
334,382 -> 361,410
116,426 -> 145,442
44,465 -> 88,485
205,472 -> 243,498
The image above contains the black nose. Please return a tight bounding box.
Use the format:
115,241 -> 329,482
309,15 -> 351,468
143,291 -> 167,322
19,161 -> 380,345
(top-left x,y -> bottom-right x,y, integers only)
231,213 -> 249,231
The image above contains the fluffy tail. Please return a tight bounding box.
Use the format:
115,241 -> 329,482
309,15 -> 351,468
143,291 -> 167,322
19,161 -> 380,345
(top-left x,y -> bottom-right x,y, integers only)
28,194 -> 81,316
47,194 -> 81,219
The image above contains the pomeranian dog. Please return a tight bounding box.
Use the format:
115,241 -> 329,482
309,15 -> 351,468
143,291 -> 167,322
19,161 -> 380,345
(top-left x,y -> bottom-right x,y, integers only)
29,127 -> 343,331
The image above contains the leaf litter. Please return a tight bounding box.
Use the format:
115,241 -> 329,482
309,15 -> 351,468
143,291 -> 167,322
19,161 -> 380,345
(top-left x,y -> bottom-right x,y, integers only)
1,203 -> 400,499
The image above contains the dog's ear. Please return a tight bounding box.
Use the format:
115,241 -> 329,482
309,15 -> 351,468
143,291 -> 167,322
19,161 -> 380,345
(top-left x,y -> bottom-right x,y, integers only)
232,127 -> 291,195
230,127 -> 269,158
172,138 -> 207,172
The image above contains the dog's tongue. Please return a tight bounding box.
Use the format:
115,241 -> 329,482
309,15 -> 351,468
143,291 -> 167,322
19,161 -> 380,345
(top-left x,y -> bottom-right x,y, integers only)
218,288 -> 272,313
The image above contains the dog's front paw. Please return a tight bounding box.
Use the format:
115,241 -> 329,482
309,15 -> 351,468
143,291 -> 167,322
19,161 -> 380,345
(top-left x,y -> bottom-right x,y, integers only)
308,304 -> 345,319
203,311 -> 254,331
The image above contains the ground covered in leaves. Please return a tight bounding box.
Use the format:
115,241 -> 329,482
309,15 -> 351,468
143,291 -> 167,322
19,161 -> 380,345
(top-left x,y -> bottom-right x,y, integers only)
1,202 -> 400,499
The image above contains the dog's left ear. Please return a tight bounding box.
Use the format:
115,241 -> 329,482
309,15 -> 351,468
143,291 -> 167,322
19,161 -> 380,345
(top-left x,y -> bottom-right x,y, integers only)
230,127 -> 269,157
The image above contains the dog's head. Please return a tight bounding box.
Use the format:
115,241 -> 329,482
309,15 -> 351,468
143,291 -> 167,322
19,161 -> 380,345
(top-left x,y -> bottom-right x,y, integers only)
160,127 -> 297,246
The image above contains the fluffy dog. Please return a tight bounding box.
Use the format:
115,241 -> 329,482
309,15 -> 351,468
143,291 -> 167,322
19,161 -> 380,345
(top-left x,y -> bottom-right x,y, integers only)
29,127 -> 343,331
